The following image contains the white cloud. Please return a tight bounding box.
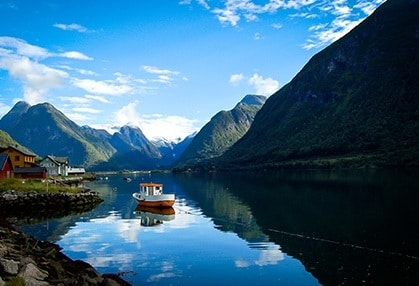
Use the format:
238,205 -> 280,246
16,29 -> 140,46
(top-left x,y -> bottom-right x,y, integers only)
142,65 -> 180,76
0,36 -> 49,59
73,107 -> 101,114
179,0 -> 209,9
249,73 -> 279,96
0,102 -> 11,118
303,0 -> 385,50
85,94 -> 112,103
113,101 -> 198,141
303,17 -> 363,50
212,7 -> 241,26
355,0 -> 386,15
197,0 -> 210,9
57,65 -> 97,76
211,0 -> 317,26
231,72 -> 279,96
140,114 -> 198,141
229,73 -> 244,84
72,78 -> 133,95
0,37 -> 97,103
142,65 -> 186,85
0,56 -> 68,104
59,96 -> 91,104
114,101 -> 141,125
181,1 -> 384,51
272,23 -> 283,29
59,51 -> 93,61
53,23 -> 90,33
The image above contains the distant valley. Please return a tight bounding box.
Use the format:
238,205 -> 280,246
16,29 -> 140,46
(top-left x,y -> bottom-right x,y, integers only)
0,94 -> 266,171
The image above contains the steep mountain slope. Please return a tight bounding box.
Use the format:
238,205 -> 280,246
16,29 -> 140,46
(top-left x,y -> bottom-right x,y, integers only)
0,101 -> 194,171
0,130 -> 34,156
90,125 -> 163,171
114,125 -> 161,158
216,0 -> 419,169
0,102 -> 116,167
0,101 -> 31,131
175,95 -> 266,167
0,130 -> 20,148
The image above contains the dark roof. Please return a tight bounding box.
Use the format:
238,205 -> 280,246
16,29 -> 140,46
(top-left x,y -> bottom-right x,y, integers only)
0,154 -> 11,170
46,155 -> 69,164
14,167 -> 47,174
1,145 -> 36,157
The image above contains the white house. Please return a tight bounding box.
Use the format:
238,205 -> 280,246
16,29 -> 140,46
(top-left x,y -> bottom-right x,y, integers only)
39,155 -> 69,176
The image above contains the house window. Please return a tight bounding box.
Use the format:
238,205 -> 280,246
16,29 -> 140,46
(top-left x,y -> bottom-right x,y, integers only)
15,155 -> 20,161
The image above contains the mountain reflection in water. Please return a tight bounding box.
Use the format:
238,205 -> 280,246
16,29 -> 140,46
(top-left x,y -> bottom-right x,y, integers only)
17,169 -> 419,285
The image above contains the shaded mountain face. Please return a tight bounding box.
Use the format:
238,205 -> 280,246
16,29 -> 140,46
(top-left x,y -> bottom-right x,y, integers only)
151,134 -> 196,168
0,130 -> 24,150
0,102 -> 196,170
0,102 -> 116,167
90,125 -> 164,171
175,94 -> 266,168
216,0 -> 419,169
0,101 -> 31,132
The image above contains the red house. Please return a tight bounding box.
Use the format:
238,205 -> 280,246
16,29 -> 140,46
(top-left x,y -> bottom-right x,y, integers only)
0,153 -> 14,179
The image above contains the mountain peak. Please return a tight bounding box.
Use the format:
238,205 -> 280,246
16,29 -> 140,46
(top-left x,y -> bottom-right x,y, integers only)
238,94 -> 266,106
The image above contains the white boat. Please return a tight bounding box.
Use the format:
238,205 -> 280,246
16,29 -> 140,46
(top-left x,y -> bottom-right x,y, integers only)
132,182 -> 175,207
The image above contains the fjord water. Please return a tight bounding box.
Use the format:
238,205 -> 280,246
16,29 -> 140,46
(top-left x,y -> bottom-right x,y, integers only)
20,169 -> 419,285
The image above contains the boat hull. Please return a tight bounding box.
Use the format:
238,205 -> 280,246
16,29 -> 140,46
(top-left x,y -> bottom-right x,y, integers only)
132,193 -> 175,207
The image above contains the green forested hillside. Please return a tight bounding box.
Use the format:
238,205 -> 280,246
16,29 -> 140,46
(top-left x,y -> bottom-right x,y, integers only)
0,102 -> 116,167
215,0 -> 419,170
0,130 -> 19,147
175,95 -> 266,168
0,130 -> 37,156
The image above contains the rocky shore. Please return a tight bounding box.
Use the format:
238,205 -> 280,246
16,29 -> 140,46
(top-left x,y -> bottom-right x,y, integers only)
0,190 -> 103,219
0,190 -> 132,286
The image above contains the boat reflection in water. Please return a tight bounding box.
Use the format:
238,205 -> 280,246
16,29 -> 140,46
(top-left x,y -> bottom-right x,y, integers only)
133,205 -> 175,227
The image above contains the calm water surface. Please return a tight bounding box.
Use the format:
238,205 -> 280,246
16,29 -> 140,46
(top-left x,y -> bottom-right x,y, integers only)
20,169 -> 419,285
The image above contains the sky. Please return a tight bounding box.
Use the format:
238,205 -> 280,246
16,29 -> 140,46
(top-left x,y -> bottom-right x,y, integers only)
0,0 -> 385,141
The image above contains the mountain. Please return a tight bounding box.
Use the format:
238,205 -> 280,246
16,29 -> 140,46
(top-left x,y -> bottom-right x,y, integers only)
214,0 -> 419,170
90,125 -> 164,171
0,101 -> 196,171
0,102 -> 116,167
0,130 -> 20,148
0,101 -> 30,129
0,130 -> 35,156
152,133 -> 197,168
114,125 -> 160,157
174,94 -> 266,168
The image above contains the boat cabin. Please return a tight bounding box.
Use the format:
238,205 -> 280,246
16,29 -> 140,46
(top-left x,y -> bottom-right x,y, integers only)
140,183 -> 163,196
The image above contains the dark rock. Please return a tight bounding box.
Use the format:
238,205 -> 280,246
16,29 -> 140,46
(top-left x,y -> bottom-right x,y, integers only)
0,223 -> 131,285
0,191 -> 131,285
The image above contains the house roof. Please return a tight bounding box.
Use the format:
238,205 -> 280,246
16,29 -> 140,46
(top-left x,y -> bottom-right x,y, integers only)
0,153 -> 12,170
46,155 -> 69,164
14,167 -> 47,174
0,145 -> 36,157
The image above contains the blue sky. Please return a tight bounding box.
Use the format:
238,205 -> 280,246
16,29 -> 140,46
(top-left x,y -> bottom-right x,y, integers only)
0,0 -> 385,141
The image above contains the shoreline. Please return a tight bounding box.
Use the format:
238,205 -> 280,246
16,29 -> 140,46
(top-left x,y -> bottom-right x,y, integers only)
0,190 -> 132,286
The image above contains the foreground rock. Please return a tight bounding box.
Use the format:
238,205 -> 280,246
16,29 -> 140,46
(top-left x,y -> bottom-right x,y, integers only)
0,223 -> 131,285
0,190 -> 132,285
0,190 -> 103,220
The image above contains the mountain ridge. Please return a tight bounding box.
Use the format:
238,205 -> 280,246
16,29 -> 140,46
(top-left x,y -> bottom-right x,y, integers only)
0,94 -> 262,170
213,0 -> 419,170
174,94 -> 266,168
